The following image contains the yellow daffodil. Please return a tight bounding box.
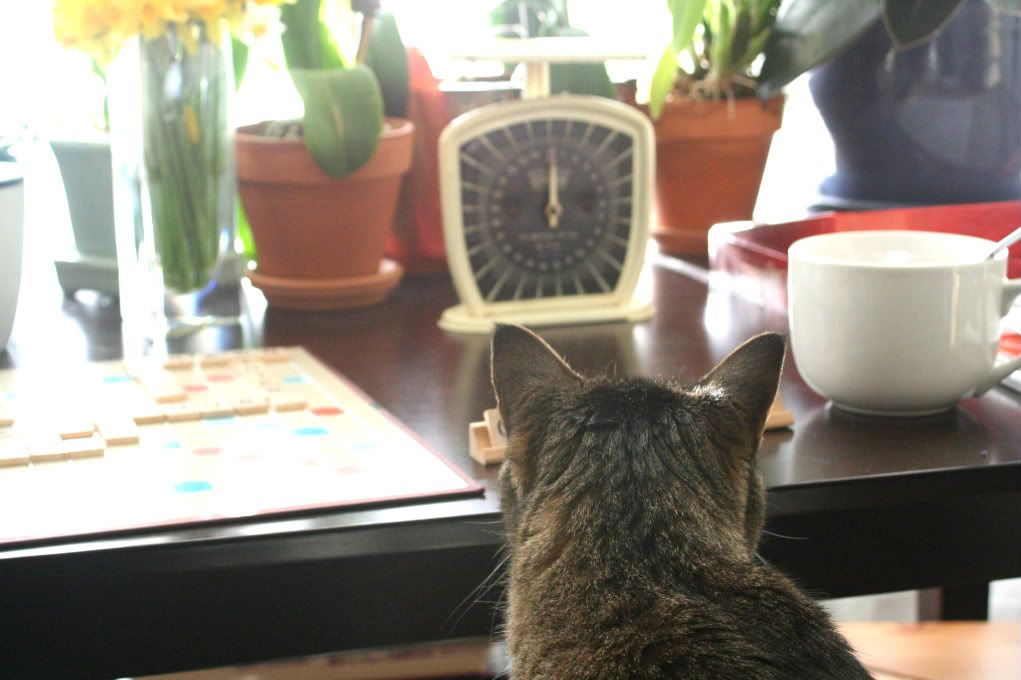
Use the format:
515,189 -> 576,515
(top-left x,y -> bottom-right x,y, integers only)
53,0 -> 291,62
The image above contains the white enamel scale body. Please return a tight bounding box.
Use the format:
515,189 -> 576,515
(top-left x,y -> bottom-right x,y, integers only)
438,95 -> 655,333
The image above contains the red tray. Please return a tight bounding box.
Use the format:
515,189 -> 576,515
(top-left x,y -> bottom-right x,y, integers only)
708,201 -> 1021,312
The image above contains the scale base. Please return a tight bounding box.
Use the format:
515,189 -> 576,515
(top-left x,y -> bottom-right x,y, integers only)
438,300 -> 654,334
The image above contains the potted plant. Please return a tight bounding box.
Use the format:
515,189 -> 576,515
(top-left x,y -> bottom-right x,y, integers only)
385,0 -> 618,274
757,0 -> 1021,206
48,61 -> 119,295
646,0 -> 784,256
237,0 -> 413,310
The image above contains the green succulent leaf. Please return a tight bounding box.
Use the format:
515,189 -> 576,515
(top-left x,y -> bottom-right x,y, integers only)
757,0 -> 881,99
363,13 -> 409,118
986,0 -> 1021,14
670,0 -> 709,52
882,0 -> 964,48
648,42 -> 679,119
291,65 -> 383,177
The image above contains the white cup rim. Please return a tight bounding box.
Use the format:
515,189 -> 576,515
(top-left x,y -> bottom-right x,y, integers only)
788,230 -> 1005,270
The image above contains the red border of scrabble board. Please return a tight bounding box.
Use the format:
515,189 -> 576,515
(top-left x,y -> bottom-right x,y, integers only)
0,347 -> 484,548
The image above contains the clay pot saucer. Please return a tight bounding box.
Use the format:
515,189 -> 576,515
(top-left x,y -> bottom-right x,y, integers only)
248,259 -> 403,311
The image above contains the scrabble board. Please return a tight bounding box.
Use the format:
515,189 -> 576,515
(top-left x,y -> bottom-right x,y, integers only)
0,348 -> 482,547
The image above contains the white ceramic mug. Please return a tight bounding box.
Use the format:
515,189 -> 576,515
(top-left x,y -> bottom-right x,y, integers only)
0,161 -> 24,350
788,231 -> 1021,416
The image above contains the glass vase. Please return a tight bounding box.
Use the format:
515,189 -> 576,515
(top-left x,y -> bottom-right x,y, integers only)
109,22 -> 242,347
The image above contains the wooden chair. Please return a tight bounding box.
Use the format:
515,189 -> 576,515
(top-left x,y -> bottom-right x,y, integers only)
839,622 -> 1020,680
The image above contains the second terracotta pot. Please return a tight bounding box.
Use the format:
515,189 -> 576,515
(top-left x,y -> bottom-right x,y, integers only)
237,118 -> 414,280
652,96 -> 784,256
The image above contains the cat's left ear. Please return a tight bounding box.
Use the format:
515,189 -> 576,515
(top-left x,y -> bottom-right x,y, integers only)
491,324 -> 582,433
697,333 -> 785,439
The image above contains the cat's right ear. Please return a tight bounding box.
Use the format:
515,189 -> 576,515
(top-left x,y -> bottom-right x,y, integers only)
491,324 -> 581,432
697,333 -> 785,441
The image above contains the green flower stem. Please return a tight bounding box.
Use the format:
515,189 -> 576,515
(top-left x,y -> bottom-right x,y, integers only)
139,25 -> 226,294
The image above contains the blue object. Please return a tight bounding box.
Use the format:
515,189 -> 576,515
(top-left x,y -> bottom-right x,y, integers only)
810,0 -> 1021,205
174,480 -> 212,493
294,426 -> 328,437
204,415 -> 236,424
282,375 -> 309,384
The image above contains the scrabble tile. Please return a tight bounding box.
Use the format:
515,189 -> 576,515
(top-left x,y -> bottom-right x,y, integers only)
765,395 -> 795,430
198,354 -> 231,367
95,415 -> 141,446
163,354 -> 194,370
0,408 -> 14,428
483,408 -> 507,448
136,370 -> 187,403
469,421 -> 505,466
27,433 -> 67,462
197,400 -> 234,419
270,395 -> 307,412
258,347 -> 291,363
57,415 -> 96,440
162,402 -> 203,423
231,397 -> 269,416
0,437 -> 29,466
62,434 -> 105,459
131,402 -> 166,425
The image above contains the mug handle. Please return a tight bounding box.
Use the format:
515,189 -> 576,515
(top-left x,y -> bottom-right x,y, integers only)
972,278 -> 1021,396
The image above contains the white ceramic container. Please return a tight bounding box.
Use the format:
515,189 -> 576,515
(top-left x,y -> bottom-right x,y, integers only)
0,161 -> 24,350
788,230 -> 1021,416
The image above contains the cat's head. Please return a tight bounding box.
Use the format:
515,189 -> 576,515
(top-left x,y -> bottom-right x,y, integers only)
491,324 -> 785,566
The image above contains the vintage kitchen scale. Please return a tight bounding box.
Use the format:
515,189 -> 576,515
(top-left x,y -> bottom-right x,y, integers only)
435,38 -> 655,333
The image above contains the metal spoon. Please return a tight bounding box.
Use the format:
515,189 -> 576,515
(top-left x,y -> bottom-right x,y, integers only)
986,224 -> 1021,260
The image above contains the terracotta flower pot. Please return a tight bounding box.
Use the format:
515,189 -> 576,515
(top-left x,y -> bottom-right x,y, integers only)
236,118 -> 413,309
652,96 -> 784,256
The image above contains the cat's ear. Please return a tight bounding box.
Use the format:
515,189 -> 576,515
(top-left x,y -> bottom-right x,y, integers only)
491,324 -> 581,432
697,333 -> 785,439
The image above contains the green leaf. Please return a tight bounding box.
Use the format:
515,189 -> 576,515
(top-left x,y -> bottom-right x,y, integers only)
280,0 -> 346,70
986,0 -> 1021,14
729,2 -> 754,70
670,0 -> 709,52
737,24 -> 773,72
489,0 -> 570,37
291,65 -> 384,177
550,63 -> 615,98
882,0 -> 964,47
648,42 -> 679,119
231,37 -> 249,91
757,0 -> 881,99
363,13 -> 409,118
537,25 -> 614,98
709,0 -> 732,78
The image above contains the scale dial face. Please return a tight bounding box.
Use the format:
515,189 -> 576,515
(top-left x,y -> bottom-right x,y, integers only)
457,119 -> 634,302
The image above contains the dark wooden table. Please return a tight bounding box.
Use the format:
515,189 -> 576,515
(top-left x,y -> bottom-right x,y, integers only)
1,256 -> 1019,678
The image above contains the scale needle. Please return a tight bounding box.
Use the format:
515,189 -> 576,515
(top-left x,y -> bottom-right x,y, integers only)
544,147 -> 562,229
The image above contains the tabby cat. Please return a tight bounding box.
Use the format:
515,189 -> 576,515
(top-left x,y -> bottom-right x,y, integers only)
491,324 -> 872,679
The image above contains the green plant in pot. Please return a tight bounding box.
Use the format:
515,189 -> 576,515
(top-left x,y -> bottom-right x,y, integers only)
489,0 -> 616,99
757,0 -> 1021,205
646,0 -> 785,256
237,0 -> 413,311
